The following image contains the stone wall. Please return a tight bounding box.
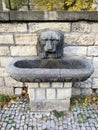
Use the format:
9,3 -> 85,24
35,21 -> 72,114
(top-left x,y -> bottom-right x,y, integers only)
0,20 -> 98,96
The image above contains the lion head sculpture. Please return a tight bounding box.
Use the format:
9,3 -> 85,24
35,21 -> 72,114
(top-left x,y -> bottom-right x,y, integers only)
37,29 -> 64,59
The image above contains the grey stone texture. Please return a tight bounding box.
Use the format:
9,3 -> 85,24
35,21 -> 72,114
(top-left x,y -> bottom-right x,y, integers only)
6,57 -> 94,82
0,19 -> 97,97
0,97 -> 98,130
0,11 -> 98,21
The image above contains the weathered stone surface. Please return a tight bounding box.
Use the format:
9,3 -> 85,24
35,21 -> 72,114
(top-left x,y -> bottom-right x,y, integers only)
88,46 -> 98,56
95,34 -> 98,45
40,83 -> 50,88
15,34 -> 37,45
0,47 -> 10,56
46,89 -> 55,99
64,34 -> 94,45
30,100 -> 70,111
26,83 -> 38,88
0,23 -> 27,32
0,77 -> 4,86
92,69 -> 98,77
0,57 -> 12,67
73,78 -> 92,88
93,57 -> 98,68
15,87 -> 22,95
72,88 -> 81,96
7,57 -> 94,82
36,89 -> 45,100
0,12 -> 9,21
0,86 -> 14,95
63,46 -> 87,56
81,88 -> 92,95
0,68 -> 8,77
37,29 -> 63,59
10,46 -> 37,56
64,82 -> 72,88
92,78 -> 98,88
10,11 -> 44,21
0,34 -> 13,44
52,82 -> 63,88
57,11 -> 90,21
28,88 -> 35,99
29,22 -> 71,32
5,77 -> 23,87
44,11 -> 57,20
92,23 -> 98,32
72,22 -> 91,33
57,88 -> 71,99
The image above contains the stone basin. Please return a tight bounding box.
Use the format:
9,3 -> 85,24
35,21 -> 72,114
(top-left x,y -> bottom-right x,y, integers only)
6,57 -> 94,82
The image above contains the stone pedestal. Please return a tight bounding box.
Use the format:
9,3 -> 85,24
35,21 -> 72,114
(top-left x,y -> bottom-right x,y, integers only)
28,82 -> 72,111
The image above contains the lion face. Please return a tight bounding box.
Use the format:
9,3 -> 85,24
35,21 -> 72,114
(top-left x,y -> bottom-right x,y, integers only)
37,30 -> 64,58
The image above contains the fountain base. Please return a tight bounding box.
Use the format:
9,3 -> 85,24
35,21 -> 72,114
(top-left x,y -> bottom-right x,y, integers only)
28,82 -> 72,111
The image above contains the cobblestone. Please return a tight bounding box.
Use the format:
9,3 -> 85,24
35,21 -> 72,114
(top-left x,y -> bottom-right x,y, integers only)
0,98 -> 98,130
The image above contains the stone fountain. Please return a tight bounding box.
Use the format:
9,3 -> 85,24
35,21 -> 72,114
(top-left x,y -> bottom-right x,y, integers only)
7,29 -> 94,111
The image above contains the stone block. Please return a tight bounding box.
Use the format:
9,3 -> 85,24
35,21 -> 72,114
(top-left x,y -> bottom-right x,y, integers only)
0,34 -> 13,44
95,34 -> 98,45
29,22 -> 71,33
10,46 -> 37,56
0,12 -> 9,21
15,34 -> 37,45
36,89 -> 45,100
92,69 -> 98,77
73,78 -> 92,88
64,82 -> 72,88
52,82 -> 63,88
92,23 -> 98,32
81,88 -> 92,95
72,88 -> 81,96
28,88 -> 35,99
15,88 -> 22,95
63,46 -> 87,56
0,78 -> 4,86
0,86 -> 14,95
57,88 -> 71,99
93,57 -> 98,69
26,83 -> 38,88
88,46 -> 98,56
0,47 -> 10,56
96,89 -> 98,93
92,78 -> 98,89
72,22 -> 91,33
5,77 -> 23,87
0,57 -> 12,67
10,11 -> 44,21
0,68 -> 9,77
40,82 -> 50,88
44,11 -> 57,20
0,23 -> 27,32
46,89 -> 55,99
30,99 -> 70,111
64,34 -> 94,45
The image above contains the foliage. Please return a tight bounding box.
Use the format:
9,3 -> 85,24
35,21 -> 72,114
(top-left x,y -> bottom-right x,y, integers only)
0,94 -> 15,109
0,94 -> 11,102
53,110 -> 64,119
3,0 -> 28,10
70,93 -> 98,111
3,0 -> 94,11
64,0 -> 93,11
32,0 -> 93,11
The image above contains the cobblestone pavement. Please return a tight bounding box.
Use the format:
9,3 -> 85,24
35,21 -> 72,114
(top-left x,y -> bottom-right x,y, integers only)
0,98 -> 98,130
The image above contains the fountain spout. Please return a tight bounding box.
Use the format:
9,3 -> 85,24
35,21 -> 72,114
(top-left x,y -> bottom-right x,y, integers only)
37,29 -> 64,59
